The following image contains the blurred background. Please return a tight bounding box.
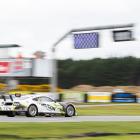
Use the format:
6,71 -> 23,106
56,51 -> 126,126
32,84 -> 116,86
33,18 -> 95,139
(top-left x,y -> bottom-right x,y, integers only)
1,0 -> 140,140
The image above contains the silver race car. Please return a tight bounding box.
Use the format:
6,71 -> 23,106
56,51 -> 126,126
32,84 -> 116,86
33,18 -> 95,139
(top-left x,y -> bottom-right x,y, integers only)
0,94 -> 76,117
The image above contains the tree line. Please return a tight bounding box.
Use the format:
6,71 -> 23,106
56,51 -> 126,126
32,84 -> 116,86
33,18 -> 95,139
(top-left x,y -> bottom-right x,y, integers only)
58,57 -> 140,88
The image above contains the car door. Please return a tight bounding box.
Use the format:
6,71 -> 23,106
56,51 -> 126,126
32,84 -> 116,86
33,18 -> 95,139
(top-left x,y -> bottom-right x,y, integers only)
34,96 -> 63,113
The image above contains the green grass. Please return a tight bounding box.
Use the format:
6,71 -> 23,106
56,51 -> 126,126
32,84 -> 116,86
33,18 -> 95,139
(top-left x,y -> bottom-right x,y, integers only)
1,122 -> 140,140
77,104 -> 140,116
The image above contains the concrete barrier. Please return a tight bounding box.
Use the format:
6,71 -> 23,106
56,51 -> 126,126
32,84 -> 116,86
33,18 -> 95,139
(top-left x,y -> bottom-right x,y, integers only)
61,92 -> 85,102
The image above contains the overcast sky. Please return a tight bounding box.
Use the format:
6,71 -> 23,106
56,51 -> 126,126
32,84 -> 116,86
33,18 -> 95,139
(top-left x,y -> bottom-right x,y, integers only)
0,0 -> 140,60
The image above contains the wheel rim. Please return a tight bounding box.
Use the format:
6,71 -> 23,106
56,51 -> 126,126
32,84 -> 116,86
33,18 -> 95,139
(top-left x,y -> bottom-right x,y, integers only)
29,105 -> 37,116
67,106 -> 74,116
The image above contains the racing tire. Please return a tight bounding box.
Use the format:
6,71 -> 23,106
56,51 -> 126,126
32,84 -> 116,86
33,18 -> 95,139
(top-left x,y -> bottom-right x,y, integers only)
26,104 -> 38,117
7,111 -> 16,117
65,105 -> 75,117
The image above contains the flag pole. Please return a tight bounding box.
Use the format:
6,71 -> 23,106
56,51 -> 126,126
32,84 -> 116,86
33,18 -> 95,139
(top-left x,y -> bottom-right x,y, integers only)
50,47 -> 57,93
50,31 -> 71,93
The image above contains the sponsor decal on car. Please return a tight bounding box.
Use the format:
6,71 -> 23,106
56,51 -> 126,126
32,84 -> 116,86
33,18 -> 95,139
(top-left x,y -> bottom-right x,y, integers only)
42,104 -> 55,111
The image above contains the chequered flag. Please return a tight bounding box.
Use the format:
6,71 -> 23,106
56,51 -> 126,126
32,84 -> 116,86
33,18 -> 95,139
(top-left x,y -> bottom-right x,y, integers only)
74,32 -> 99,49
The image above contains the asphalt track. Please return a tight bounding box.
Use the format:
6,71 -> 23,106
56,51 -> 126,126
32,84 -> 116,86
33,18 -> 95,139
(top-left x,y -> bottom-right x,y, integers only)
0,116 -> 140,122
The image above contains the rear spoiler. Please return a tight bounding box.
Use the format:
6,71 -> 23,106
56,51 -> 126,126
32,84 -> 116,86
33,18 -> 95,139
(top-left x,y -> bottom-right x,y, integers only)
1,95 -> 13,101
0,93 -> 22,101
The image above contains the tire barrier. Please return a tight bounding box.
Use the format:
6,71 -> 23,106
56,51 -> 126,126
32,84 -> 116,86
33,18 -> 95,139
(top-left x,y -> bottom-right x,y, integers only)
112,93 -> 137,103
87,92 -> 112,102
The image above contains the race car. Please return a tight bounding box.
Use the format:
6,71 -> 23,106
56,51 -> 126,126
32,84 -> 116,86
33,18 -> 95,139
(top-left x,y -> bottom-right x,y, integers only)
0,93 -> 76,117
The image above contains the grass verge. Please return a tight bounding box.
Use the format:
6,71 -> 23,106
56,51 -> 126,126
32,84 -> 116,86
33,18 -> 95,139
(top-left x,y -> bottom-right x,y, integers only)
76,104 -> 140,116
0,122 -> 140,140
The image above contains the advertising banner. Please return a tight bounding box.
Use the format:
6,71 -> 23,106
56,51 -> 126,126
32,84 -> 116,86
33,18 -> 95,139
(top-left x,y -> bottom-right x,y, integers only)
0,61 -> 10,74
0,58 -> 53,77
0,58 -> 32,77
87,92 -> 112,102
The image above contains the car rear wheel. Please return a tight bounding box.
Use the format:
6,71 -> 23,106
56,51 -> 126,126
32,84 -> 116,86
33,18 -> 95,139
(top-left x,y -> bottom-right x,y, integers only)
26,105 -> 38,117
65,105 -> 75,117
7,111 -> 16,117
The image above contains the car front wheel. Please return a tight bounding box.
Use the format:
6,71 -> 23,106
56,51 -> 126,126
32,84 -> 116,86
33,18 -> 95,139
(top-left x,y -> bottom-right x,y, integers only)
65,105 -> 75,117
26,105 -> 38,117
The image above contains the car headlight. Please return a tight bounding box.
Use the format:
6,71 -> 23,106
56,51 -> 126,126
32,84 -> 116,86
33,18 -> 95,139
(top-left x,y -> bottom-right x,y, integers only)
13,102 -> 20,106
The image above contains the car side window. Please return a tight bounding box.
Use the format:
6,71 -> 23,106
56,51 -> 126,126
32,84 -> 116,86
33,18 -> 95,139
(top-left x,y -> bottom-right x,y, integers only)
33,97 -> 54,102
40,97 -> 54,102
33,97 -> 39,101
